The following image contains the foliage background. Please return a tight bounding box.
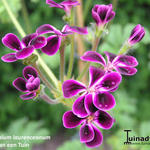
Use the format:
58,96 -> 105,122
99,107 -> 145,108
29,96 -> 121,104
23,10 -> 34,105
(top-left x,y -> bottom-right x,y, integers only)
0,0 -> 150,149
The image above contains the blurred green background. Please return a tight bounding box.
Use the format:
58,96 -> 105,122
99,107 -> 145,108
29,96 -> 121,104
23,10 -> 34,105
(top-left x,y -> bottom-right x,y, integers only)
0,0 -> 150,150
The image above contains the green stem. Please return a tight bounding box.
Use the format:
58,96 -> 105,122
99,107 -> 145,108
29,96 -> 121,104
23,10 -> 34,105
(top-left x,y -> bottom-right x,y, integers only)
40,94 -> 59,104
83,0 -> 92,21
119,41 -> 131,55
2,0 -> 58,87
67,9 -> 75,79
21,0 -> 32,33
92,36 -> 100,51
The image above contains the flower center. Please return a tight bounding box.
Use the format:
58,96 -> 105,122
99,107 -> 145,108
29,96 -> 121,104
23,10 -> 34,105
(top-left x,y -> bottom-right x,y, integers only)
87,115 -> 94,123
104,62 -> 114,72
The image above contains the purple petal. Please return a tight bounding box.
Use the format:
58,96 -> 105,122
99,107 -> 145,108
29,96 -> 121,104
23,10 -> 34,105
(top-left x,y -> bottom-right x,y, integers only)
67,26 -> 88,35
116,66 -> 137,76
113,55 -> 138,67
30,36 -> 47,49
81,51 -> 106,66
13,77 -> 27,92
85,125 -> 103,148
106,11 -> 115,23
93,92 -> 116,111
94,110 -> 114,129
26,77 -> 40,91
23,66 -> 38,80
60,0 -> 80,6
98,72 -> 122,91
16,46 -> 34,59
63,111 -> 84,128
61,24 -> 73,35
84,94 -> 98,114
80,123 -> 94,143
62,80 -> 86,98
2,33 -> 22,51
36,24 -> 61,35
72,95 -> 88,118
92,8 -> 101,26
1,53 -> 17,62
104,51 -> 117,63
22,33 -> 38,47
41,35 -> 61,56
89,66 -> 105,87
46,0 -> 63,9
20,92 -> 36,100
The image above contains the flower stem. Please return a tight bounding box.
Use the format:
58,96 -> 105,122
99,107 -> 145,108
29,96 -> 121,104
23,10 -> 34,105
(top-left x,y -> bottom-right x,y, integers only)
92,36 -> 100,51
2,0 -> 58,87
67,9 -> 75,79
119,41 -> 131,55
40,94 -> 59,104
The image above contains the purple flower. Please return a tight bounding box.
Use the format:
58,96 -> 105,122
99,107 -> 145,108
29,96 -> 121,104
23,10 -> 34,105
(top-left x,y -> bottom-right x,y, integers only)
13,66 -> 40,100
36,24 -> 88,56
63,99 -> 114,148
62,66 -> 121,113
46,0 -> 80,15
128,24 -> 145,46
81,51 -> 138,76
92,4 -> 115,27
1,33 -> 47,62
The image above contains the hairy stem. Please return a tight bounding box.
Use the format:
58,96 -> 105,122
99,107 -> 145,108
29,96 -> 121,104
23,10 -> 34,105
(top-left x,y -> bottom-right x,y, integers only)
2,0 -> 58,87
40,94 -> 59,104
60,42 -> 65,83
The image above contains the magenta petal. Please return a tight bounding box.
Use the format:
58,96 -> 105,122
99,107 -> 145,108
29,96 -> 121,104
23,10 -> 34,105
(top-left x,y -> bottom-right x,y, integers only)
16,46 -> 34,59
81,51 -> 106,66
1,53 -> 17,62
99,72 -> 122,91
20,92 -> 36,100
26,77 -> 40,91
2,33 -> 22,51
46,0 -> 63,9
36,24 -> 60,35
114,55 -> 138,67
67,26 -> 88,35
63,111 -> 83,128
80,123 -> 94,143
62,80 -> 86,98
72,95 -> 88,118
60,0 -> 80,6
22,33 -> 38,47
94,110 -> 114,129
116,66 -> 137,76
13,77 -> 27,92
30,36 -> 47,49
41,35 -> 61,56
85,125 -> 103,148
84,94 -> 97,114
104,51 -> 117,63
89,66 -> 105,87
93,92 -> 116,111
92,9 -> 101,26
23,66 -> 38,80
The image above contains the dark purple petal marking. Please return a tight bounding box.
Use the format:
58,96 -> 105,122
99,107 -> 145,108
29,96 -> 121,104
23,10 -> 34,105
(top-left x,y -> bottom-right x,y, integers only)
99,72 -> 122,91
89,66 -> 105,87
113,55 -> 138,67
67,26 -> 88,35
22,33 -> 38,47
93,92 -> 116,111
20,92 -> 36,100
81,51 -> 106,66
13,77 -> 27,92
72,95 -> 88,118
62,80 -> 86,98
23,66 -> 38,80
41,35 -> 61,56
1,53 -> 17,62
30,36 -> 47,49
80,123 -> 94,143
15,46 -> 34,59
116,66 -> 137,76
84,94 -> 98,114
104,51 -> 117,63
94,110 -> 114,129
85,125 -> 103,148
26,77 -> 40,91
2,33 -> 22,51
63,111 -> 83,128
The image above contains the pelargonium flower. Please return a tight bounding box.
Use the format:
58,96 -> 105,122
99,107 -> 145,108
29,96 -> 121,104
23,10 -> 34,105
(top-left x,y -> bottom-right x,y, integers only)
92,4 -> 115,27
81,51 -> 138,76
36,24 -> 88,56
46,0 -> 80,15
63,66 -> 121,114
13,66 -> 40,100
1,33 -> 47,62
63,98 -> 114,148
128,24 -> 145,46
